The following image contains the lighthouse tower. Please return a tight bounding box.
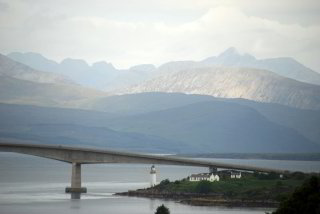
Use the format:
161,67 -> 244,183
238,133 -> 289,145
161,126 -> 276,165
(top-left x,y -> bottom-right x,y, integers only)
150,165 -> 156,187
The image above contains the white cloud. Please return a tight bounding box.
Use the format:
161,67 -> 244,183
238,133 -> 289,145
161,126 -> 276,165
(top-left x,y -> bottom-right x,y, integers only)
0,1 -> 319,72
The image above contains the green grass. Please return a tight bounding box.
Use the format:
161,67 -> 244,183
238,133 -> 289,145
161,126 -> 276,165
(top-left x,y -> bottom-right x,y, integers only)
153,176 -> 309,201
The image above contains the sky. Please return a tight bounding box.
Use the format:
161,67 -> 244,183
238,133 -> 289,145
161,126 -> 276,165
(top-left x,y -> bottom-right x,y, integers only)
0,0 -> 320,71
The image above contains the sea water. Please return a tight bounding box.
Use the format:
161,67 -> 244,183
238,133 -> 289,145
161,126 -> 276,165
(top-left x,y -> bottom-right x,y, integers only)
1,153 -> 319,214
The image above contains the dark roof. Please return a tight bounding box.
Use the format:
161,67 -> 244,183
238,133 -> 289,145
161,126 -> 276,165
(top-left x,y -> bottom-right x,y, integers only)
231,171 -> 241,175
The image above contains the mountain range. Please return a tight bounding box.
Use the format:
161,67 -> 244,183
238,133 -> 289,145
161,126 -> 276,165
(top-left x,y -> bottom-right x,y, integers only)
7,52 -> 155,91
7,47 -> 320,91
7,48 -> 320,110
1,48 -> 320,153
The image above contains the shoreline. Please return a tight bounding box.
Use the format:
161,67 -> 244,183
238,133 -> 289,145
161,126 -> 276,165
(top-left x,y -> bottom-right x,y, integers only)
115,191 -> 279,208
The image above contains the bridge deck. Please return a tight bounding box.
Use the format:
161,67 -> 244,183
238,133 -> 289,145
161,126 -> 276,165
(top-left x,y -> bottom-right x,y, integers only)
0,142 -> 289,174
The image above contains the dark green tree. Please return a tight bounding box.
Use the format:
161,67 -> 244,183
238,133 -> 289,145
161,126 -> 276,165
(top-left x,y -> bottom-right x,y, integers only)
155,204 -> 170,214
159,179 -> 170,186
272,176 -> 320,214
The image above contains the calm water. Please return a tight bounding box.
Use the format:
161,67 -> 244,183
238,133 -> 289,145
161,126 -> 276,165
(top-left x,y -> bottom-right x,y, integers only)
1,153 -> 319,214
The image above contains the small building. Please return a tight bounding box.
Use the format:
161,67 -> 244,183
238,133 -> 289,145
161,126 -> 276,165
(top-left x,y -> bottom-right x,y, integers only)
189,173 -> 220,182
230,170 -> 242,179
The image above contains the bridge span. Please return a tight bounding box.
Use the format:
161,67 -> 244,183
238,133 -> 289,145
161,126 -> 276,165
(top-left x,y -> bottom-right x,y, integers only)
0,142 -> 289,198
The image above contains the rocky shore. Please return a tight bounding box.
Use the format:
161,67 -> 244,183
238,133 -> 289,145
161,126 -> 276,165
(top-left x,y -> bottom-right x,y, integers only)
115,190 -> 279,208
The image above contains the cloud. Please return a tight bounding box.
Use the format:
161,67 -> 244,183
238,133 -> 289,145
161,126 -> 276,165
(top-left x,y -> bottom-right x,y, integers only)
0,1 -> 319,72
0,1 -> 9,12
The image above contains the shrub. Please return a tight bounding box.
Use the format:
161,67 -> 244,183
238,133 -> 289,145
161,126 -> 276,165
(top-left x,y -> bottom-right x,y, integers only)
155,204 -> 170,214
159,179 -> 170,186
272,176 -> 320,214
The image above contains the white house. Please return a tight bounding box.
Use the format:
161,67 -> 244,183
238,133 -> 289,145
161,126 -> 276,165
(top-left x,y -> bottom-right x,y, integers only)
189,173 -> 220,182
230,170 -> 242,179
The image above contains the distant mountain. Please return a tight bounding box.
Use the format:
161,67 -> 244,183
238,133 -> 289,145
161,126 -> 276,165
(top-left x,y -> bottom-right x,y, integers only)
84,92 -> 320,146
0,54 -> 71,84
202,47 -> 320,85
129,64 -> 156,72
6,52 -> 60,75
157,60 -> 200,75
7,52 -> 155,91
0,55 -> 107,107
155,47 -> 320,85
125,67 -> 320,110
8,48 -> 320,92
104,101 -> 320,153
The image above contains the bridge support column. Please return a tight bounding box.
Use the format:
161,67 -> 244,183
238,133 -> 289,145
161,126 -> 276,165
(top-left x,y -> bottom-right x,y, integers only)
65,162 -> 87,198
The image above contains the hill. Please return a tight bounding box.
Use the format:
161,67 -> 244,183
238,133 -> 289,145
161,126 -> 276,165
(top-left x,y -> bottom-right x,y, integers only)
1,101 -> 319,153
103,101 -> 320,153
0,103 -> 186,153
84,92 -> 320,145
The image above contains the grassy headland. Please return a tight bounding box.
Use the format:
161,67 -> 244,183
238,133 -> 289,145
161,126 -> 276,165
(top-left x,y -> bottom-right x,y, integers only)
116,172 -> 319,207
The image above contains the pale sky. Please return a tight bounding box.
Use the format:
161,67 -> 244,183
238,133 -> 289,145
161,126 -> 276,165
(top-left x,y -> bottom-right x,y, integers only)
0,0 -> 320,71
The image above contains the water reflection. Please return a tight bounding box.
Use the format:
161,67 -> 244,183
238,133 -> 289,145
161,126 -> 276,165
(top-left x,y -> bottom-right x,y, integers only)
149,198 -> 156,210
70,198 -> 81,209
71,193 -> 81,199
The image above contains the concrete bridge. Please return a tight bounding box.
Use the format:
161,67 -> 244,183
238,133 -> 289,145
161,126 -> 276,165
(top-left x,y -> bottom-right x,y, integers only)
0,142 -> 289,198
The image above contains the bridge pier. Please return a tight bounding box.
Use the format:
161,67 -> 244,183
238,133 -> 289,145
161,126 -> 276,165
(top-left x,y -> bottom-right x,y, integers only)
65,162 -> 87,198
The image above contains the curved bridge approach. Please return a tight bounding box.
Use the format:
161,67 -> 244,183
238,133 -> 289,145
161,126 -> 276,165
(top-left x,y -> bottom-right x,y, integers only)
0,142 -> 289,198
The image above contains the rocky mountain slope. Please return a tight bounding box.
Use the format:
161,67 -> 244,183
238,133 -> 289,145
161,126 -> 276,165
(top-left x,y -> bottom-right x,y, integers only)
125,67 -> 320,110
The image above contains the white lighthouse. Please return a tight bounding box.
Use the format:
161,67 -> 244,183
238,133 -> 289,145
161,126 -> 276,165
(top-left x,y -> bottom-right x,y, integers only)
150,165 -> 156,187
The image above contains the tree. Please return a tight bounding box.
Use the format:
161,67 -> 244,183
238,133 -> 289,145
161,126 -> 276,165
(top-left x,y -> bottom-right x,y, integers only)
272,176 -> 320,214
159,179 -> 170,186
155,204 -> 170,214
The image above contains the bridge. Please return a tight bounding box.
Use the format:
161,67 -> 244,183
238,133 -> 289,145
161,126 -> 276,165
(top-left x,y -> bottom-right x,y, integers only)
0,142 -> 289,198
